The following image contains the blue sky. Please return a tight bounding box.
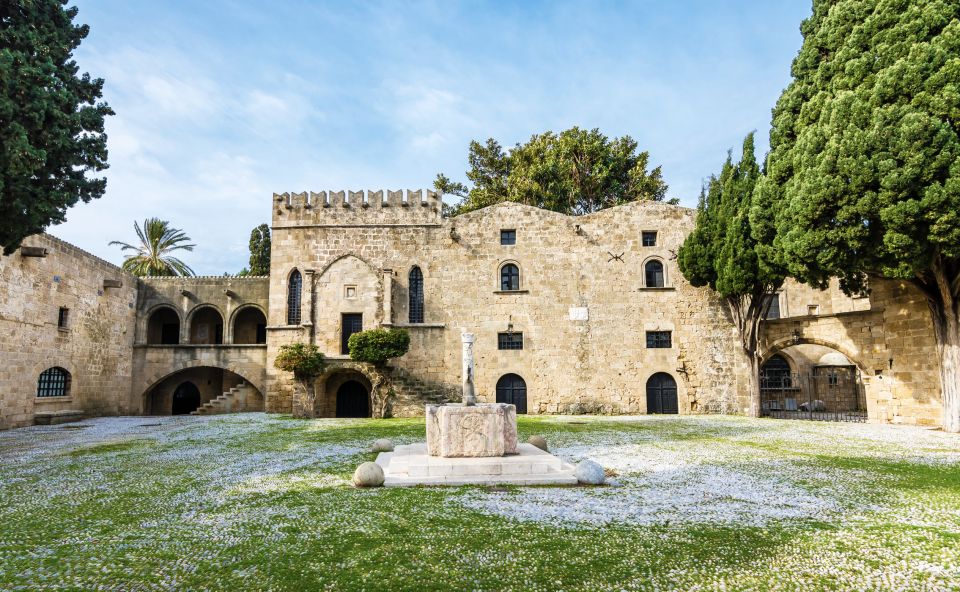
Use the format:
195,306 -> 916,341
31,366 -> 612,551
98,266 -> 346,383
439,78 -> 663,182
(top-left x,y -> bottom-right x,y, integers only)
55,1 -> 811,275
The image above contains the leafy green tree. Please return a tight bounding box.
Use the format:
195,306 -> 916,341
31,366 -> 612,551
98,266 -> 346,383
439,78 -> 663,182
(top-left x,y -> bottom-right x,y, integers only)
436,127 -> 674,215
109,218 -> 195,277
347,328 -> 410,366
274,343 -> 326,418
765,0 -> 960,431
679,134 -> 786,416
247,223 -> 271,276
0,1 -> 113,255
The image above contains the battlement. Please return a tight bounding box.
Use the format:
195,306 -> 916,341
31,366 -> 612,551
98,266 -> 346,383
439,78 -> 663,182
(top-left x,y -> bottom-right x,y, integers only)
272,189 -> 442,227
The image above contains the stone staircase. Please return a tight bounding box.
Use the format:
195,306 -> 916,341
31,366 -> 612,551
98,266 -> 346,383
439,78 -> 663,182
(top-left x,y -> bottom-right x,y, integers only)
191,382 -> 263,415
386,368 -> 458,414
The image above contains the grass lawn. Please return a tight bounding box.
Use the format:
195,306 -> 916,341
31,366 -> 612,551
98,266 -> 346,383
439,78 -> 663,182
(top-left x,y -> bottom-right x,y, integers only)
0,413 -> 958,591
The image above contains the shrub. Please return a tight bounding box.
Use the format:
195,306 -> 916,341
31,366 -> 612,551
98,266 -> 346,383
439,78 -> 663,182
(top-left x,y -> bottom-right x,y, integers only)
274,343 -> 326,381
348,328 -> 410,366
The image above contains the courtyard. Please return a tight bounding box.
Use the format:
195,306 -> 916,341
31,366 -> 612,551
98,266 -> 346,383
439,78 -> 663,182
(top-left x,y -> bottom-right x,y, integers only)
0,414 -> 957,590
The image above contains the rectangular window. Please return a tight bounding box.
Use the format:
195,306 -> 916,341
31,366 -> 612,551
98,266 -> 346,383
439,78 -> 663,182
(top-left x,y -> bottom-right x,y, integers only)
807,304 -> 820,316
500,229 -> 516,245
498,332 -> 523,350
646,331 -> 672,348
57,307 -> 69,329
641,231 -> 657,247
763,294 -> 781,320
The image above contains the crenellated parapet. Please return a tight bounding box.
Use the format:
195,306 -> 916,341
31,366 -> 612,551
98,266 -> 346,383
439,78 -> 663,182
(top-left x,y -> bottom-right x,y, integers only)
272,189 -> 442,227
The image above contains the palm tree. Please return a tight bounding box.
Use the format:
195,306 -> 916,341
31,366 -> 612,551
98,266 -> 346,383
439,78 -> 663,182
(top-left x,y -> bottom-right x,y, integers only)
109,218 -> 196,276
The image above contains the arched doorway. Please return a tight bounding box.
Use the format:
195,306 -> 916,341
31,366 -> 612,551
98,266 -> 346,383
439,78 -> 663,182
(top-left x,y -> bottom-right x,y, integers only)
646,373 -> 678,414
496,373 -> 527,414
336,380 -> 370,418
760,344 -> 866,421
172,382 -> 201,415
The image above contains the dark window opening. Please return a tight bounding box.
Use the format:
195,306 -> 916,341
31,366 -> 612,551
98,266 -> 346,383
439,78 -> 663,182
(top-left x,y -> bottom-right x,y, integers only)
763,294 -> 781,320
498,332 -> 524,350
500,229 -> 516,245
646,331 -> 672,348
342,313 -> 363,355
645,260 -> 665,287
256,324 -> 267,344
57,307 -> 69,329
500,264 -> 520,291
760,355 -> 792,389
642,231 -> 657,247
409,266 -> 424,323
287,270 -> 302,325
37,367 -> 71,398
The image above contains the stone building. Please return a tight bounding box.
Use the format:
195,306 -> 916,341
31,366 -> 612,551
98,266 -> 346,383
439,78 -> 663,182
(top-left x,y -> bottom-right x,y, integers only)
0,190 -> 946,429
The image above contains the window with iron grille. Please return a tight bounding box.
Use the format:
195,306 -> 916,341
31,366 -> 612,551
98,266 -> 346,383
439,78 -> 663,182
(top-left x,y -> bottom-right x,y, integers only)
409,266 -> 424,323
287,270 -> 302,325
498,332 -> 523,350
641,231 -> 657,247
57,307 -> 69,329
646,331 -> 672,348
500,263 -> 520,291
37,367 -> 71,398
500,229 -> 516,245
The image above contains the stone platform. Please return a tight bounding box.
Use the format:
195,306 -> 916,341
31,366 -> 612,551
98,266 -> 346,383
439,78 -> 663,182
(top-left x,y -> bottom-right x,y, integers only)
376,442 -> 577,487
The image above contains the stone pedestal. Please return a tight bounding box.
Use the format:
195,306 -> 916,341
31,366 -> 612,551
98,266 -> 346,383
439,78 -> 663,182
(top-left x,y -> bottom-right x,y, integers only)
426,403 -> 518,457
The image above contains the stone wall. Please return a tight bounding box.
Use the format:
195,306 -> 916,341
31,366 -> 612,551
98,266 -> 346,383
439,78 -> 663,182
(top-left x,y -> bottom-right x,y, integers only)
760,278 -> 942,426
267,196 -> 753,417
0,234 -> 137,429
132,276 -> 270,413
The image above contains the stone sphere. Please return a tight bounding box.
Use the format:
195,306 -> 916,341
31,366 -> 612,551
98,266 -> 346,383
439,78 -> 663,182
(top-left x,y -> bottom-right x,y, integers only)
574,459 -> 606,485
371,438 -> 394,452
353,462 -> 385,487
527,435 -> 549,452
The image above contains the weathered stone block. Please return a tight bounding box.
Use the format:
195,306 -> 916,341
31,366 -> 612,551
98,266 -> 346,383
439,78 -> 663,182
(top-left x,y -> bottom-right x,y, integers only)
425,403 -> 518,457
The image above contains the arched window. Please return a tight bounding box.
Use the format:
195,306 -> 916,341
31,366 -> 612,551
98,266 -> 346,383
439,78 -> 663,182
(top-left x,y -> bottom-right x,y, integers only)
645,259 -> 665,288
761,354 -> 792,389
37,367 -> 71,398
287,270 -> 302,325
500,263 -> 520,291
409,266 -> 424,323
646,372 -> 678,414
496,373 -> 527,414
146,306 -> 180,344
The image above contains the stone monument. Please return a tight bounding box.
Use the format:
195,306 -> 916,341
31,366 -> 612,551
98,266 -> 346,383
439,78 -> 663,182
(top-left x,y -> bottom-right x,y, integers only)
375,331 -> 576,486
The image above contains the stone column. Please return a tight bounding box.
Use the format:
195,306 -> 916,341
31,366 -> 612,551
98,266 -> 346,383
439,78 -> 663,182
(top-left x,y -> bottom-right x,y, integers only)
382,269 -> 393,326
303,269 -> 315,344
462,332 -> 476,406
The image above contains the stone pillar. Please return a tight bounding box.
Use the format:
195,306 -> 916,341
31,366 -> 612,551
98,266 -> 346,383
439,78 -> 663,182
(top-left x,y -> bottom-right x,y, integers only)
302,269 -> 315,330
462,332 -> 476,406
382,269 -> 393,326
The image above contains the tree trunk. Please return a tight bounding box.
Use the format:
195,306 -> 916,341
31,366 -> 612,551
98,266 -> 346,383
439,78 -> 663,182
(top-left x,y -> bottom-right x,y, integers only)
921,261 -> 960,432
726,294 -> 764,418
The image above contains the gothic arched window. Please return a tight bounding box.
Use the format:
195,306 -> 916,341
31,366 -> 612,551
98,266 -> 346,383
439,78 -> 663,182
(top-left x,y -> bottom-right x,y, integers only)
409,266 -> 424,323
287,269 -> 302,325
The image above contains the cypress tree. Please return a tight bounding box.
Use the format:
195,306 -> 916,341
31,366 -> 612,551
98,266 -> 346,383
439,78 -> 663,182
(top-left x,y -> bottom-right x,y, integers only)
766,0 -> 960,431
679,134 -> 786,415
0,1 -> 113,254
